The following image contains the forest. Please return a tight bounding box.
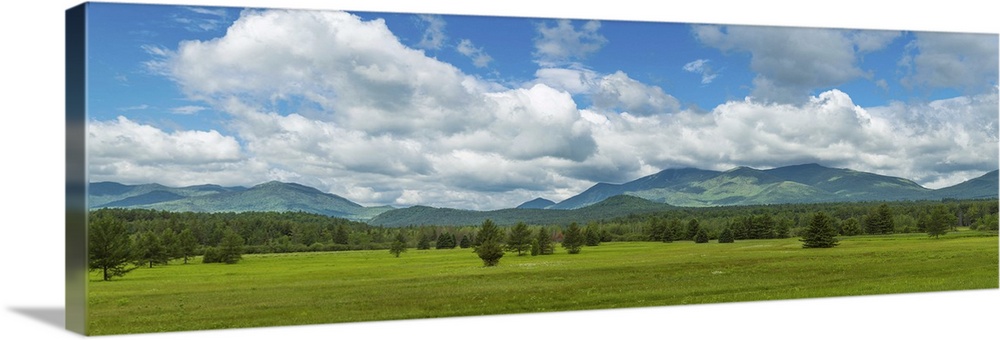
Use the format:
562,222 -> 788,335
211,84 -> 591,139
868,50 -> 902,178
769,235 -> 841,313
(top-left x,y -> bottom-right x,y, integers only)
88,198 -> 998,268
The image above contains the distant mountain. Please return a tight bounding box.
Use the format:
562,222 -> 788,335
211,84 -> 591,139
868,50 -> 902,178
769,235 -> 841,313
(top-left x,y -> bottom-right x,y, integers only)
89,181 -> 392,221
929,170 -> 1000,200
369,195 -> 673,227
89,182 -> 247,208
550,164 -> 996,209
516,198 -> 556,209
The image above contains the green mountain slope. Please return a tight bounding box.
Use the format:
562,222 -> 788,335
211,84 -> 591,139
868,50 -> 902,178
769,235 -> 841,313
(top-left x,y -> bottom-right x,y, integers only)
552,164 -> 994,209
89,181 -> 392,221
369,195 -> 674,227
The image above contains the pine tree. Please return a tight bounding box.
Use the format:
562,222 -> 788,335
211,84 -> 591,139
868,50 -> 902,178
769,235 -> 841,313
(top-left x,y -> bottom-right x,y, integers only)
333,225 -> 350,245
417,232 -> 432,250
801,212 -> 839,248
135,231 -> 168,268
474,219 -> 505,266
177,228 -> 198,264
459,234 -> 472,248
390,231 -> 407,257
926,205 -> 954,238
718,227 -> 735,243
562,222 -> 585,254
841,217 -> 863,236
436,232 -> 456,249
218,229 -> 245,264
694,228 -> 709,243
686,219 -> 701,240
584,222 -> 602,246
506,222 -> 533,255
864,204 -> 895,234
535,227 -> 554,255
88,214 -> 137,281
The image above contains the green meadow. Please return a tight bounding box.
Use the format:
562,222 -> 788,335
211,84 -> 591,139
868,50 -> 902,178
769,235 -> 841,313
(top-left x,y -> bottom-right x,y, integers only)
87,231 -> 998,335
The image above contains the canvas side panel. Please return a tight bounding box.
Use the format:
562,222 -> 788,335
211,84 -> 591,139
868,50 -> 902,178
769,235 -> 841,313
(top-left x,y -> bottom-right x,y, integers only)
65,2 -> 88,335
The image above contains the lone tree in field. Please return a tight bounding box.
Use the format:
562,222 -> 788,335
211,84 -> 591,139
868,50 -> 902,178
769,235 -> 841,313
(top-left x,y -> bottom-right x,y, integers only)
474,219 -> 505,266
926,205 -> 955,238
801,212 -> 839,248
459,234 -> 472,248
390,230 -> 407,257
88,214 -> 137,281
562,222 -> 585,254
506,222 -> 533,255
718,227 -> 735,243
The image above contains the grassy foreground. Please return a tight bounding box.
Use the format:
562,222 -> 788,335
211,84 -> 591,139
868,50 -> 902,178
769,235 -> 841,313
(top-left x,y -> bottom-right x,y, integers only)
87,232 -> 998,335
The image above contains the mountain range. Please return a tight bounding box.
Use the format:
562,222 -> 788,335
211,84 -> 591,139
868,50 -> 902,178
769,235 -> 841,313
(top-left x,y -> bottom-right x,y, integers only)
89,164 -> 997,224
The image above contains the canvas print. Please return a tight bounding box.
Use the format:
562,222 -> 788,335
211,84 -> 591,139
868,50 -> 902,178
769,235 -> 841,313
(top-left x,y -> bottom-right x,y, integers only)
67,1 -> 999,336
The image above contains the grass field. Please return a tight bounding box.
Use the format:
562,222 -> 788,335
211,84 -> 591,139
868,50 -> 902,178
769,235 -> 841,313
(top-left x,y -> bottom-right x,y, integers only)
86,231 -> 999,335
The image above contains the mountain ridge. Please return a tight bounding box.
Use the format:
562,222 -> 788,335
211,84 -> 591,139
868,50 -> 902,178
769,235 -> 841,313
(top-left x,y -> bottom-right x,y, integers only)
88,164 -> 997,223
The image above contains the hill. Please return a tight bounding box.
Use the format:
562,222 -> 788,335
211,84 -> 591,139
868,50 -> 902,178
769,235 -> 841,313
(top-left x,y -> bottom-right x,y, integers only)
550,164 -> 994,209
89,181 -> 392,221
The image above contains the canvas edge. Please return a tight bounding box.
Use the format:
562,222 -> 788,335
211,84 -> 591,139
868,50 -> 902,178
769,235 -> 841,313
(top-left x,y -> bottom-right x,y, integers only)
65,2 -> 88,335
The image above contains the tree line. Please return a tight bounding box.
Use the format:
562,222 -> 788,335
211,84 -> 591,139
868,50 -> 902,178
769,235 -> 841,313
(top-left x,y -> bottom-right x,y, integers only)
88,199 -> 996,279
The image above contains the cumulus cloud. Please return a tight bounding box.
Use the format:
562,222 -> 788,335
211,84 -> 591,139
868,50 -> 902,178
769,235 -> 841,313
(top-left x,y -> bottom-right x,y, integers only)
533,19 -> 607,66
591,71 -> 681,115
693,25 -> 900,103
87,116 -> 257,186
900,32 -> 999,92
456,39 -> 493,68
122,9 -> 995,210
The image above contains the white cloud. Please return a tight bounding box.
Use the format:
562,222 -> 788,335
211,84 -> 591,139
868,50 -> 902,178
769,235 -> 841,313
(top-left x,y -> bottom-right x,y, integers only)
592,71 -> 681,115
170,105 -> 207,115
900,32 -> 998,91
416,14 -> 446,50
456,39 -> 493,68
682,59 -> 719,85
534,19 -> 607,66
693,25 -> 899,103
87,116 -> 256,186
131,9 -> 996,211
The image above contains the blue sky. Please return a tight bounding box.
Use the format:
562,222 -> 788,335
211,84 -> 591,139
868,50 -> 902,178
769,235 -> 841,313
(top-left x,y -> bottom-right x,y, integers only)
84,2 -> 999,210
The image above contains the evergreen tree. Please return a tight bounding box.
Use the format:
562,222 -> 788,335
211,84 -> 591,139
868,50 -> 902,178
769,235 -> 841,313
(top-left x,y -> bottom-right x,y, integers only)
686,219 -> 701,240
474,219 -> 505,266
417,232 -> 432,250
694,228 -> 709,243
88,214 -> 137,281
160,228 -> 180,262
218,229 -> 245,264
459,234 -> 472,248
718,227 -> 735,243
584,222 -> 602,246
135,231 -> 168,268
864,204 -> 895,234
333,225 -> 350,245
390,230 -> 407,257
535,227 -> 554,255
506,222 -> 533,255
665,218 -> 683,243
177,228 -> 198,264
841,217 -> 863,236
562,222 -> 585,254
926,205 -> 954,238
645,216 -> 665,241
436,232 -> 456,249
801,212 -> 839,248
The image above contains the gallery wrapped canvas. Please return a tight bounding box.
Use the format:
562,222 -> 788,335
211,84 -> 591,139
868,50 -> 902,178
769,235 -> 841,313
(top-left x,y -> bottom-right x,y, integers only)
65,0 -> 998,337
